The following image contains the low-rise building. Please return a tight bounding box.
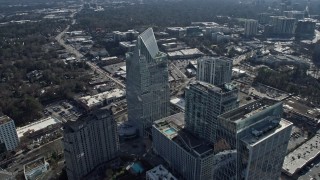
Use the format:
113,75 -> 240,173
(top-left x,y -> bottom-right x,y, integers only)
119,41 -> 136,52
186,26 -> 203,36
167,48 -> 203,59
166,27 -> 186,38
113,30 -> 139,42
282,131 -> 320,176
146,164 -> 177,180
99,56 -> 122,66
24,157 -> 49,180
212,32 -> 231,43
283,97 -> 320,126
77,89 -> 126,111
16,117 -> 61,139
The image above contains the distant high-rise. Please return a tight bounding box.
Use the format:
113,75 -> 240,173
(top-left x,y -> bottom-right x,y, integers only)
63,108 -> 119,180
185,81 -> 239,143
244,19 -> 258,37
271,16 -> 296,36
214,99 -> 293,180
0,115 -> 19,151
197,56 -> 232,86
295,19 -> 316,38
126,28 -> 170,136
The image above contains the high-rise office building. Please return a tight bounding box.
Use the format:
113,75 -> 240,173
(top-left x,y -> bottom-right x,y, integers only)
0,115 -> 19,151
270,16 -> 296,36
185,81 -> 239,144
244,19 -> 258,37
214,98 -> 293,180
152,113 -> 215,180
126,28 -> 170,136
63,108 -> 119,180
295,19 -> 316,38
196,56 -> 232,86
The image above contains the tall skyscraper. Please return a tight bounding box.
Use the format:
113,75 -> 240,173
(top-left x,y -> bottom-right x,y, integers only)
214,98 -> 293,180
244,19 -> 258,37
196,56 -> 232,86
63,108 -> 119,180
185,81 -> 239,144
0,115 -> 19,151
152,113 -> 215,180
126,28 -> 170,136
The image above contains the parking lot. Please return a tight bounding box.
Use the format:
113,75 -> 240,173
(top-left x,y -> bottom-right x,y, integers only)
298,157 -> 320,180
287,126 -> 309,152
45,100 -> 83,122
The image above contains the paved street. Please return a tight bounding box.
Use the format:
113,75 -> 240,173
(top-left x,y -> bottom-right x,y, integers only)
87,62 -> 125,88
5,138 -> 63,175
54,6 -> 125,89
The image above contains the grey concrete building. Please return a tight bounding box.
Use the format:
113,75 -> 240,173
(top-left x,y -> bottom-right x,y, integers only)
214,98 -> 293,180
0,115 -> 19,151
196,56 -> 232,86
270,16 -> 296,35
244,19 -> 258,37
185,81 -> 239,144
295,19 -> 316,38
63,108 -> 119,180
126,28 -> 170,136
152,113 -> 215,180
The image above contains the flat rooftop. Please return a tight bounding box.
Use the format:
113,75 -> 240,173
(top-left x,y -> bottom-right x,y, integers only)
219,98 -> 279,122
64,107 -> 113,133
170,97 -> 185,111
24,157 -> 46,173
16,117 -> 60,138
180,48 -> 203,56
282,131 -> 320,176
153,113 -> 213,157
241,118 -> 292,146
189,81 -> 238,94
0,115 -> 13,125
146,164 -> 177,180
78,89 -> 125,108
119,41 -> 136,48
166,27 -> 186,31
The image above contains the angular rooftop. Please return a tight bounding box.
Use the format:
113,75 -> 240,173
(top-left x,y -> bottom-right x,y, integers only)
138,28 -> 159,59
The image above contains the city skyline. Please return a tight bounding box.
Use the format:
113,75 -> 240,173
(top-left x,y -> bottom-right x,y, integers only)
0,0 -> 319,179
